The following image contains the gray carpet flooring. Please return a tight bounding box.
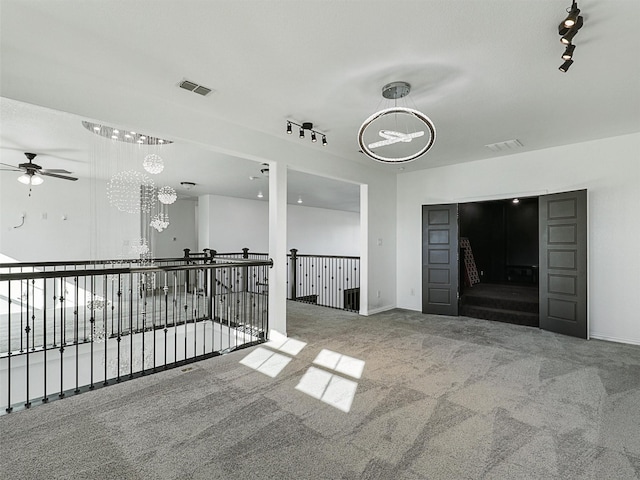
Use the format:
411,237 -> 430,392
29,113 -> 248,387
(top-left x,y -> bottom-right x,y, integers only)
2,302 -> 640,479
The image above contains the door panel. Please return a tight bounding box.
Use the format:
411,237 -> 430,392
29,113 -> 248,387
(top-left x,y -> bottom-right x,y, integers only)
422,204 -> 459,315
539,190 -> 587,338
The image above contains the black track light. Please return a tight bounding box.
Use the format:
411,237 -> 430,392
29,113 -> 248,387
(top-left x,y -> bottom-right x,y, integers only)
561,16 -> 583,44
286,120 -> 327,145
559,59 -> 574,73
557,3 -> 583,73
562,44 -> 575,60
563,2 -> 580,28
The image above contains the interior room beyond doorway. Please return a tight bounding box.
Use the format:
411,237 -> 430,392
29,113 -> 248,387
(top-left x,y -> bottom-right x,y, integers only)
458,197 -> 539,327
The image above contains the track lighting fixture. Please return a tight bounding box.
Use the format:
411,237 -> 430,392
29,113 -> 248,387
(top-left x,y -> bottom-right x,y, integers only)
557,2 -> 583,72
286,120 -> 327,146
562,44 -> 575,60
559,59 -> 574,73
562,1 -> 580,28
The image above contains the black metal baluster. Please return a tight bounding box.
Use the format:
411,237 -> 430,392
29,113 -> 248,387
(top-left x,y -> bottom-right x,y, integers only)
6,281 -> 12,412
193,272 -> 198,357
89,276 -> 95,390
152,272 -> 158,372
59,277 -> 65,399
103,275 -> 108,386
74,276 -> 80,394
129,272 -> 133,379
227,267 -> 231,351
31,279 -> 36,350
52,281 -> 57,349
83,275 -> 87,342
163,272 -> 168,369
116,274 -> 122,383
24,280 -> 31,408
43,279 -> 48,403
141,274 -> 146,375
173,272 -> 178,365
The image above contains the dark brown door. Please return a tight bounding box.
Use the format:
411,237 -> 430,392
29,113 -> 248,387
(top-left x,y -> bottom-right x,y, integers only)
539,190 -> 587,339
422,204 -> 459,315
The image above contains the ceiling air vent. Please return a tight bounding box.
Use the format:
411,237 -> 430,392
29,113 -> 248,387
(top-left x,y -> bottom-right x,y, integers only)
484,139 -> 523,153
179,79 -> 213,97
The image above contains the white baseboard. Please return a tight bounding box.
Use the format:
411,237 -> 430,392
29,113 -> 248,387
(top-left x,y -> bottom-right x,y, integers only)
360,304 -> 396,316
590,333 -> 640,347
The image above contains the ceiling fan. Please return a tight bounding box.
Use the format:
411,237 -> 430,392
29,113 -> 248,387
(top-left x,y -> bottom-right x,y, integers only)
0,152 -> 78,185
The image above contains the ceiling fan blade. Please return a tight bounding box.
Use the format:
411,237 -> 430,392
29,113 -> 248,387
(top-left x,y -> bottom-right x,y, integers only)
42,168 -> 72,174
40,171 -> 78,181
0,162 -> 23,170
0,167 -> 23,172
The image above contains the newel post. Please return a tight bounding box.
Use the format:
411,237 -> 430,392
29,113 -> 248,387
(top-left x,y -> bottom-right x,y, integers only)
242,248 -> 250,292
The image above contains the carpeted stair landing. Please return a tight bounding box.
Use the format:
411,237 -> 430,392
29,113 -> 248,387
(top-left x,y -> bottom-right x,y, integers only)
460,283 -> 539,327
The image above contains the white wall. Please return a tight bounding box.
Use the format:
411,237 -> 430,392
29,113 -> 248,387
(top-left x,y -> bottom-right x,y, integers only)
0,175 -> 138,262
198,194 -> 269,253
396,133 -> 640,345
288,205 -> 359,256
197,194 -> 360,256
153,198 -> 197,258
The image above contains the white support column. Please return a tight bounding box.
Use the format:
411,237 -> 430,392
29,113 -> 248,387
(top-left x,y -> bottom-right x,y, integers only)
359,184 -> 369,315
268,162 -> 287,336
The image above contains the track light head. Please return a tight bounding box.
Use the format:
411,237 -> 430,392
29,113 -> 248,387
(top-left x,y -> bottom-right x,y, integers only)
560,15 -> 583,44
322,136 -> 327,146
562,44 -> 575,60
299,128 -> 304,138
311,132 -> 317,142
563,2 -> 580,27
286,122 -> 292,134
559,59 -> 574,73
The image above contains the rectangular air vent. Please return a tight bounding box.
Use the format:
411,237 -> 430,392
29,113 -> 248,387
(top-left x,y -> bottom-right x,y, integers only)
485,139 -> 523,152
178,79 -> 213,96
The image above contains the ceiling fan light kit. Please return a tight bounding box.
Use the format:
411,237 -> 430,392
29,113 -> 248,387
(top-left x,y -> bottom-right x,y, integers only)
0,152 -> 78,193
18,172 -> 43,185
358,81 -> 436,164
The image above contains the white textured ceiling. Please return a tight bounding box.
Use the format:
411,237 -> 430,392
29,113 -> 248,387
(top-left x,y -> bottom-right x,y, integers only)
1,0 -> 639,211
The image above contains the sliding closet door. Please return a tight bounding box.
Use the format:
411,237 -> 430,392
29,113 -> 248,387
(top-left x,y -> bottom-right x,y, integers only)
539,190 -> 587,339
422,204 -> 459,315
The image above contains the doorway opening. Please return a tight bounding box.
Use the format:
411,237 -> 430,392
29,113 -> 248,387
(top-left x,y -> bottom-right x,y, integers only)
458,196 -> 539,327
